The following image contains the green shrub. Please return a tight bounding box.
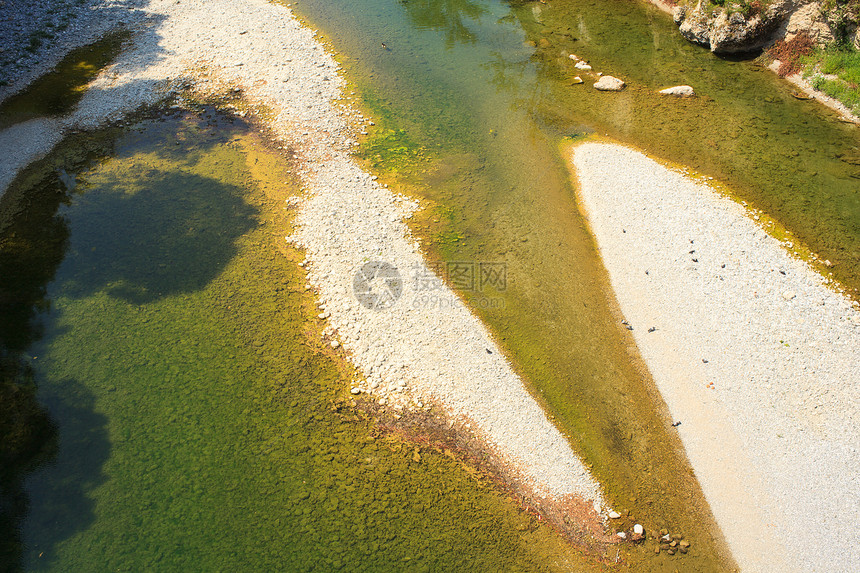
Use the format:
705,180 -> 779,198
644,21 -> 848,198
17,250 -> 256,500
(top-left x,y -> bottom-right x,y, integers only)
812,76 -> 860,111
820,48 -> 860,84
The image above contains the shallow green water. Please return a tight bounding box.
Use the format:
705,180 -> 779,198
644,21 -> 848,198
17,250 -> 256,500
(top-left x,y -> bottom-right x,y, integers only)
2,110 -> 605,572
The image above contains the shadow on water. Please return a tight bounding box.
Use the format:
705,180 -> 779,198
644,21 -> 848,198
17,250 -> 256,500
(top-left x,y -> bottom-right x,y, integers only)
0,105 -> 257,571
0,147 -> 79,573
18,380 -> 108,572
58,164 -> 257,305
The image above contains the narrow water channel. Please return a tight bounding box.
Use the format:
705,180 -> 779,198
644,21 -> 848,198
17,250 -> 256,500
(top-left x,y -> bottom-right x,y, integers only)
2,108 -> 604,571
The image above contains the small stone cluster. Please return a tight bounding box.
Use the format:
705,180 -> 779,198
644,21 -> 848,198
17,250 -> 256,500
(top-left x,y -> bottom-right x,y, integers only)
653,529 -> 691,556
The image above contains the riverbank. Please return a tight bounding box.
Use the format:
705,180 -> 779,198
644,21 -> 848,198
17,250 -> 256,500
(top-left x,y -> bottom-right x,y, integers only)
568,140 -> 860,573
0,0 -> 610,544
769,61 -> 860,124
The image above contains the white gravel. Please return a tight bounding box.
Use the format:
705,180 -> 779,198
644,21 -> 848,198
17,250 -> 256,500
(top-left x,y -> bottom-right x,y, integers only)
0,0 -> 607,515
571,142 -> 860,573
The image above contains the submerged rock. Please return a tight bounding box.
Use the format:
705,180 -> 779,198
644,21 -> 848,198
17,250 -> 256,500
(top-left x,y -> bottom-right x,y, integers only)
594,76 -> 625,91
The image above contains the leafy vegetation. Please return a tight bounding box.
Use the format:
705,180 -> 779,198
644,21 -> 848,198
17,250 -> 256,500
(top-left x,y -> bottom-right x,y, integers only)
767,31 -> 817,76
759,0 -> 860,115
799,44 -> 860,113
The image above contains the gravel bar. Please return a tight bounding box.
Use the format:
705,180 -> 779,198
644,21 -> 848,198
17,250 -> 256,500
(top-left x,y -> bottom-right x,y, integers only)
570,141 -> 860,573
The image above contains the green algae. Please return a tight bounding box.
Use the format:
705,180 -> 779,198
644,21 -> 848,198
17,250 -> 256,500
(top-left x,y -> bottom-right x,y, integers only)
4,108 -> 608,572
0,30 -> 130,130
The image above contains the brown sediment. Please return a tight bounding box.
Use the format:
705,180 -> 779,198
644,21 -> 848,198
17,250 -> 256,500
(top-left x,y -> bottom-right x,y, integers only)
348,396 -> 617,559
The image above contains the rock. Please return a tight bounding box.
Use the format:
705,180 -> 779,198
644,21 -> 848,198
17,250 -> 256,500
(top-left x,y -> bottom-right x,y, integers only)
594,76 -> 625,91
655,545 -> 661,554
659,85 -> 695,97
575,61 -> 592,70
631,532 -> 645,542
783,291 -> 796,301
680,540 -> 691,549
571,76 -> 583,84
331,340 -> 340,349
608,510 -> 621,519
675,0 -> 795,54
616,531 -> 627,539
782,3 -> 834,46
633,523 -> 644,535
350,387 -> 361,395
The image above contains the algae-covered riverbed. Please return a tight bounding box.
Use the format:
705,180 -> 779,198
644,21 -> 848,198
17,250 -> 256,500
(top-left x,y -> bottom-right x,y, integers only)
1,108 -> 607,571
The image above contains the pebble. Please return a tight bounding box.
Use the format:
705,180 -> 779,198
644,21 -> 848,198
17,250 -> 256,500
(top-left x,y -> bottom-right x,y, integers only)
350,387 -> 361,395
633,524 -> 644,535
608,510 -> 621,519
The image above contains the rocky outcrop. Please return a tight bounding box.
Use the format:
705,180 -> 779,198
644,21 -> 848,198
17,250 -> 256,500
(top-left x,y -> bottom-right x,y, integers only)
674,0 -> 859,52
674,0 -> 798,53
